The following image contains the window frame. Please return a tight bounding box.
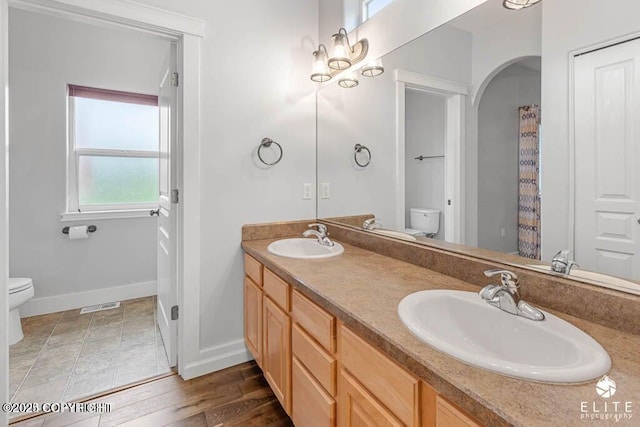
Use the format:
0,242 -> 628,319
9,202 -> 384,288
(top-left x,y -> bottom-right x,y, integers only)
361,0 -> 394,23
67,85 -> 160,213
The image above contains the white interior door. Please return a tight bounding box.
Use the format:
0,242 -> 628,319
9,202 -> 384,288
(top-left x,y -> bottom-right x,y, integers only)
574,38 -> 640,280
156,43 -> 178,367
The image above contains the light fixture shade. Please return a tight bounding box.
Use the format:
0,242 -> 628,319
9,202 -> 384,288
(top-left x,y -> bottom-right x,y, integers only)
328,31 -> 352,70
503,0 -> 540,10
361,58 -> 384,77
338,72 -> 359,89
311,46 -> 332,83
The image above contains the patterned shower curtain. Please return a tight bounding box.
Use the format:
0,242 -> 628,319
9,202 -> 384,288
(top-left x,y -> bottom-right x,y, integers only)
518,105 -> 541,259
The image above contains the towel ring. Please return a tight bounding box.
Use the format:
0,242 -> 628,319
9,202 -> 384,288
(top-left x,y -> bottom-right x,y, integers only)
258,137 -> 283,166
62,225 -> 97,234
354,144 -> 371,167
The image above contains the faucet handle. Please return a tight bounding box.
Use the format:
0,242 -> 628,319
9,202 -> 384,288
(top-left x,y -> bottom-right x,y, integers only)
308,223 -> 327,234
363,218 -> 381,230
483,269 -> 519,291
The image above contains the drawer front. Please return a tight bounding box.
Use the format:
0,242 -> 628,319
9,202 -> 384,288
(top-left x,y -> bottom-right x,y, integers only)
340,325 -> 419,427
244,253 -> 263,286
292,356 -> 336,427
292,323 -> 336,395
264,268 -> 290,311
291,290 -> 335,353
339,369 -> 403,427
436,397 -> 480,427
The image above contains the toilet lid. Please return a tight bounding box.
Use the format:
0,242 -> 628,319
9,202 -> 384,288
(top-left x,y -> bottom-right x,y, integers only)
9,277 -> 32,294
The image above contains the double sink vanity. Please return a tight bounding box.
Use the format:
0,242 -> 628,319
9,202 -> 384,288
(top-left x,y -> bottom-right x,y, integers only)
241,220 -> 640,426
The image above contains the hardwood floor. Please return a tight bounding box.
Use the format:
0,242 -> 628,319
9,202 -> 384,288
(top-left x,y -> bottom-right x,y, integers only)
12,361 -> 293,427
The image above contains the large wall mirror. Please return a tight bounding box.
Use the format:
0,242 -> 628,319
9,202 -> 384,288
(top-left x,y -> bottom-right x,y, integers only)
317,0 -> 640,294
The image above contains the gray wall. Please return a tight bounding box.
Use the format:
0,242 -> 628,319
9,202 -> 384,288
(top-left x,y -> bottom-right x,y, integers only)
477,61 -> 541,253
9,10 -> 168,307
404,90 -> 445,240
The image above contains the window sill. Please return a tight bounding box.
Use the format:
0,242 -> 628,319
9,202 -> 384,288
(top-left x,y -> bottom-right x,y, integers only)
60,209 -> 153,222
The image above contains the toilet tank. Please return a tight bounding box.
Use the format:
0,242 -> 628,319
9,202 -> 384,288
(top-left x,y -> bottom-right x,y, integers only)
409,208 -> 440,235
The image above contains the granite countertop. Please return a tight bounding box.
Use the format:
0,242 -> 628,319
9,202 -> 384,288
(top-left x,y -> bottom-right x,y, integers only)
242,238 -> 639,427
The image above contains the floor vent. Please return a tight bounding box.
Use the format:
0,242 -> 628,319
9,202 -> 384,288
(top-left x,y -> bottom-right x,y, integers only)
80,301 -> 121,314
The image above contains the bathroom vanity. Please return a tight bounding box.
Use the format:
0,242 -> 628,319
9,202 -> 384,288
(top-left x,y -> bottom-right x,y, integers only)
241,220 -> 640,427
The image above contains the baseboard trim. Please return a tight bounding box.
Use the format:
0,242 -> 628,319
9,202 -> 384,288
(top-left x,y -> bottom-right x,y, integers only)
181,339 -> 252,380
20,280 -> 157,317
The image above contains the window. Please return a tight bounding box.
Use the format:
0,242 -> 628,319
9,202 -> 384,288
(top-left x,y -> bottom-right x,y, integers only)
68,85 -> 159,212
361,0 -> 395,23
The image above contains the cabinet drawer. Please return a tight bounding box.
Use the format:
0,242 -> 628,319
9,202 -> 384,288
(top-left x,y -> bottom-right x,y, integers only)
244,253 -> 263,286
292,323 -> 336,395
264,268 -> 290,311
340,325 -> 419,427
436,396 -> 480,427
292,356 -> 336,427
339,369 -> 403,427
292,290 -> 335,353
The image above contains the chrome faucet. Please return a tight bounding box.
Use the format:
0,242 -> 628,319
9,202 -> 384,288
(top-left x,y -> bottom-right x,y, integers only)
363,218 -> 382,231
479,269 -> 545,321
551,250 -> 579,275
303,223 -> 334,247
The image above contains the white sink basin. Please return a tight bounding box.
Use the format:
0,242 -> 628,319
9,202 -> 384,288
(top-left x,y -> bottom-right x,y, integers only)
398,290 -> 611,383
267,238 -> 344,259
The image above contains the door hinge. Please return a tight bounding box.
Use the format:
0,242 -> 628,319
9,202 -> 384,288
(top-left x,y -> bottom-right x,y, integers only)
171,72 -> 179,87
171,305 -> 179,320
171,189 -> 179,204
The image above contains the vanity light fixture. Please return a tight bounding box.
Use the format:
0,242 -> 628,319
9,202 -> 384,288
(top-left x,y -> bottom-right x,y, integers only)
310,27 -> 373,86
311,44 -> 332,83
338,71 -> 359,88
361,58 -> 384,77
503,0 -> 541,10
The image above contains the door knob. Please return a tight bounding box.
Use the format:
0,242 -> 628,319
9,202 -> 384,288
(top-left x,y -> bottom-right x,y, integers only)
150,209 -> 160,217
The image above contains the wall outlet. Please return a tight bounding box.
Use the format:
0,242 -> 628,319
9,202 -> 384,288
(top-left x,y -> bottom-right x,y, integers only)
303,183 -> 312,200
500,228 -> 506,238
321,183 -> 330,199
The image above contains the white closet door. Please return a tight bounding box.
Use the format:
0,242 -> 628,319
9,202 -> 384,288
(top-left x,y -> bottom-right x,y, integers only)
574,38 -> 640,280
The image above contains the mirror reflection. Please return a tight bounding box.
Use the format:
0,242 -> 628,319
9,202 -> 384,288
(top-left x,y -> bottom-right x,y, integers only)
317,0 -> 640,292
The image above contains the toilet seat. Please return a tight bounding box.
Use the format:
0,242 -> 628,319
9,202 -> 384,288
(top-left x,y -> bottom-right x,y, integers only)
9,277 -> 33,294
403,228 -> 426,237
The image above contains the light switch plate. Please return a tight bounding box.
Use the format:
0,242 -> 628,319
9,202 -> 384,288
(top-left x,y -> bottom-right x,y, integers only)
321,183 -> 330,199
303,183 -> 312,200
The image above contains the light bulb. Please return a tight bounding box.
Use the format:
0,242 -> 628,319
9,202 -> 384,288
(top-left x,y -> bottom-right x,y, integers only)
338,71 -> 359,89
328,32 -> 352,70
310,47 -> 331,83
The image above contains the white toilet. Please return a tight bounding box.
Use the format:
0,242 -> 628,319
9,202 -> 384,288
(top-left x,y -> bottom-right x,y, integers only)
9,277 -> 34,345
405,208 -> 440,238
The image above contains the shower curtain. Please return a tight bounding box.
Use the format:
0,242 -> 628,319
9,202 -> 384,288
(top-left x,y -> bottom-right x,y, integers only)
518,105 -> 541,259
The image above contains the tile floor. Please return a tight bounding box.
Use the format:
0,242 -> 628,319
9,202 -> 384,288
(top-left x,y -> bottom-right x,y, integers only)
9,296 -> 172,417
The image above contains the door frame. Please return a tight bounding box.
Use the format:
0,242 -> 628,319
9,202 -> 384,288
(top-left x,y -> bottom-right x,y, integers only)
394,69 -> 468,243
568,32 -> 640,256
0,1 -> 204,414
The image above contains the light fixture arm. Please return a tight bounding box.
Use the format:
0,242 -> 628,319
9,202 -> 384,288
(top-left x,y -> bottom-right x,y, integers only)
317,43 -> 329,56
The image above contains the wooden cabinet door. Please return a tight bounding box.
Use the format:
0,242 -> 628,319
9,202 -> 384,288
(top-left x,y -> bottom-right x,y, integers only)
263,296 -> 291,414
339,370 -> 403,427
244,277 -> 262,366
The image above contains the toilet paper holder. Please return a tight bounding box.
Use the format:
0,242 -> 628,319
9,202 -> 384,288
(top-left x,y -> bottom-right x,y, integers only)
62,225 -> 97,234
